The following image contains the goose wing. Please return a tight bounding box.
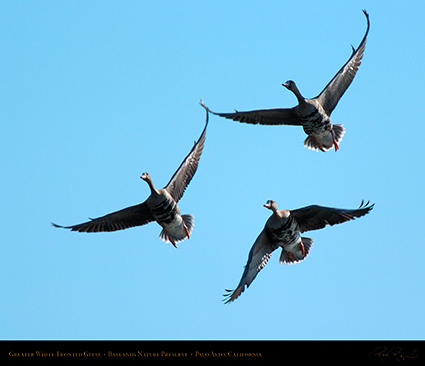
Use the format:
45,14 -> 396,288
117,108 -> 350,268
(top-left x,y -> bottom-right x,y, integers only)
52,202 -> 155,232
223,229 -> 278,304
290,200 -> 374,233
164,107 -> 208,203
203,102 -> 301,126
315,10 -> 370,116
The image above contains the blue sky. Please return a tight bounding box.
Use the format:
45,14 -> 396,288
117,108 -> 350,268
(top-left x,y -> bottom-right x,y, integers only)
1,1 -> 425,340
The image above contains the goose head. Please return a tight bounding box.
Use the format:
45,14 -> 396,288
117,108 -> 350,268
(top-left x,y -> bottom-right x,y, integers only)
282,80 -> 296,91
141,171 -> 154,186
264,200 -> 278,212
140,172 -> 157,192
282,80 -> 304,103
140,172 -> 151,182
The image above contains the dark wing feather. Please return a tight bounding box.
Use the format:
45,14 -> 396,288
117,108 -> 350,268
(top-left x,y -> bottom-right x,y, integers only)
52,202 -> 155,233
164,107 -> 208,203
223,229 -> 278,304
205,104 -> 301,126
315,10 -> 370,116
290,200 -> 374,233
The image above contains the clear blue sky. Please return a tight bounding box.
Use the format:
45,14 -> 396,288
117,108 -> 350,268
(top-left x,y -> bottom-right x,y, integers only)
1,1 -> 424,340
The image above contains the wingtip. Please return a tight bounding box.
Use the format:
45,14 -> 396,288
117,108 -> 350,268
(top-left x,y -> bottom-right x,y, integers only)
222,286 -> 245,304
199,99 -> 211,129
362,9 -> 370,28
51,221 -> 87,232
222,290 -> 235,304
199,98 -> 209,111
199,98 -> 223,117
359,200 -> 375,213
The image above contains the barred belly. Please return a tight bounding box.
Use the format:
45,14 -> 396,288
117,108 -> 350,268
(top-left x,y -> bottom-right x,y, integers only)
300,109 -> 331,136
150,198 -> 179,226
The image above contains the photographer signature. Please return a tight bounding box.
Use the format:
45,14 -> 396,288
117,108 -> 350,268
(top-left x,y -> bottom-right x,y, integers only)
370,346 -> 419,363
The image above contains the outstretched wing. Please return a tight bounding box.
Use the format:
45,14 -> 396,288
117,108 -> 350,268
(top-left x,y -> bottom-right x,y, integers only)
52,202 -> 155,232
164,106 -> 208,203
290,200 -> 374,233
223,229 -> 278,304
202,101 -> 301,126
315,10 -> 370,116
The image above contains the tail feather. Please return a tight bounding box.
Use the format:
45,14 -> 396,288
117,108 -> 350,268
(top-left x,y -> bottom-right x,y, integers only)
182,214 -> 194,233
303,124 -> 345,152
303,136 -> 322,151
279,237 -> 314,264
333,124 -> 345,144
159,214 -> 194,246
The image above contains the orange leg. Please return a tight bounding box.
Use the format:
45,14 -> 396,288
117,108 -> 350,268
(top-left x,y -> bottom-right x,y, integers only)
331,129 -> 339,152
312,136 -> 326,152
299,242 -> 305,257
286,251 -> 295,262
165,231 -> 178,248
183,222 -> 190,239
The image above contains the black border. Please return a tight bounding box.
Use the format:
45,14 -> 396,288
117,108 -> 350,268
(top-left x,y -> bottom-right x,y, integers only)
1,340 -> 424,364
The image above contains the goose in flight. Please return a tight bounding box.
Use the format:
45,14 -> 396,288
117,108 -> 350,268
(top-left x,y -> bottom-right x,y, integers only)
204,10 -> 370,152
224,199 -> 374,303
52,109 -> 209,248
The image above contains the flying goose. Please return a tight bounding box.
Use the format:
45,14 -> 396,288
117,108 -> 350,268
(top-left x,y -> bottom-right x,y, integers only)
224,200 -> 374,303
52,109 -> 209,248
204,10 -> 370,152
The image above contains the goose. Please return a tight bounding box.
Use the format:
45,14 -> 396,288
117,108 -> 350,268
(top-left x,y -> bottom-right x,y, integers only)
224,199 -> 374,303
203,10 -> 370,152
52,108 -> 208,248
